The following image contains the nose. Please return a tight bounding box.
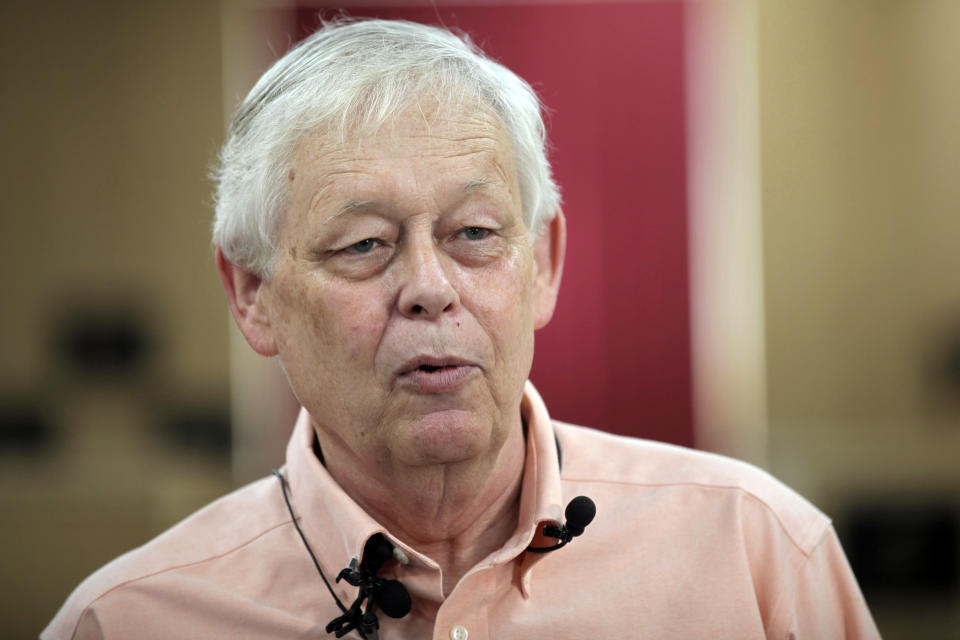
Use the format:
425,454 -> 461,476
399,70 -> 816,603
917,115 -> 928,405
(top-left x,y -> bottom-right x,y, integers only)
396,239 -> 460,319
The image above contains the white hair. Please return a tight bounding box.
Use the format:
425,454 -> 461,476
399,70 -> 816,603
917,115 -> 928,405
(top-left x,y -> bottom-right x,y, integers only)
212,18 -> 560,278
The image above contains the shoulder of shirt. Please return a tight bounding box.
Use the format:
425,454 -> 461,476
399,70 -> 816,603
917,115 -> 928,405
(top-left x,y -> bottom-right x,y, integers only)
43,474 -> 292,639
552,420 -> 831,557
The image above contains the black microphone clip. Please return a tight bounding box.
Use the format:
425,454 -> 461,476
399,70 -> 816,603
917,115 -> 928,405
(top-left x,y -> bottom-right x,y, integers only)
326,534 -> 412,639
526,495 -> 596,553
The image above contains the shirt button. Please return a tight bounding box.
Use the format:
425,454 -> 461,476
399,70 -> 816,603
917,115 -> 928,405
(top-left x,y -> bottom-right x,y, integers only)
450,625 -> 469,640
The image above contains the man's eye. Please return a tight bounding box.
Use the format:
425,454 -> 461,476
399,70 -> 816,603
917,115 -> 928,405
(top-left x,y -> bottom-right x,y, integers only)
344,238 -> 380,254
460,227 -> 491,241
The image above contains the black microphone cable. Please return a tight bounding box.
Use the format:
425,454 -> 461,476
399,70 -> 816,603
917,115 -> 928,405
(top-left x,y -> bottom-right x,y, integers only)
272,470 -> 411,639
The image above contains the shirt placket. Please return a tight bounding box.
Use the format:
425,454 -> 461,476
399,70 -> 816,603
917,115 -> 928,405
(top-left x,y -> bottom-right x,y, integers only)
432,568 -> 497,640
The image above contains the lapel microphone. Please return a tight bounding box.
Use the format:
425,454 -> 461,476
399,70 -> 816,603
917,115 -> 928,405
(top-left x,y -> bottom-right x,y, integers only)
327,533 -> 413,638
526,496 -> 597,553
273,471 -> 412,640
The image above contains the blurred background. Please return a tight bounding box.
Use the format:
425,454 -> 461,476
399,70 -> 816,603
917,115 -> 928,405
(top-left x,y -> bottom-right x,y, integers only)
1,1 -> 958,637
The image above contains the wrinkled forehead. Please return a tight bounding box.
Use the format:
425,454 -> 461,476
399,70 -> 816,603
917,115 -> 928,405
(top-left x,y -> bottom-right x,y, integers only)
295,99 -> 517,186
280,100 -> 522,229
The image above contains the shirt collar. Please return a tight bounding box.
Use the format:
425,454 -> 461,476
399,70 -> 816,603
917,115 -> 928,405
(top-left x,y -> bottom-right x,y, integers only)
283,381 -> 565,594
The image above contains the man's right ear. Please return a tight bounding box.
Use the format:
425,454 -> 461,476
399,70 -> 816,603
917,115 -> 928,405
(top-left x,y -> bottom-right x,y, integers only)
215,246 -> 279,357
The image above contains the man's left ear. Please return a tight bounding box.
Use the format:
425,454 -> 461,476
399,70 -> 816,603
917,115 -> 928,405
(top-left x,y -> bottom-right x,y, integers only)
532,207 -> 567,329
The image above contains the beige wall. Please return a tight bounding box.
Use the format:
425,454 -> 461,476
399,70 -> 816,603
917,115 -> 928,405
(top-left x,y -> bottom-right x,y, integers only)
0,2 -> 229,392
759,0 -> 960,504
0,2 -> 230,635
690,0 -> 960,501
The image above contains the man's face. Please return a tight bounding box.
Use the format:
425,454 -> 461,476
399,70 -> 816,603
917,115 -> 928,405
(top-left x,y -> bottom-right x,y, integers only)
256,104 -> 553,470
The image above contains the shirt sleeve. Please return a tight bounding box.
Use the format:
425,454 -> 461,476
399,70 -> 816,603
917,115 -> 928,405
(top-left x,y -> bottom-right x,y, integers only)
767,525 -> 881,639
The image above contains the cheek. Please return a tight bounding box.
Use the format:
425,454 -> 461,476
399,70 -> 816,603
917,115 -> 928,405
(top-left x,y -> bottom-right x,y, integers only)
274,275 -> 387,358
489,251 -> 535,310
346,311 -> 384,356
469,252 -> 536,341
329,298 -> 380,335
319,286 -> 391,356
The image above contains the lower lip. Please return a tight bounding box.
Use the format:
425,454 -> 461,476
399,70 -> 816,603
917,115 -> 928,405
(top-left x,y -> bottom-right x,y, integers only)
400,365 -> 477,393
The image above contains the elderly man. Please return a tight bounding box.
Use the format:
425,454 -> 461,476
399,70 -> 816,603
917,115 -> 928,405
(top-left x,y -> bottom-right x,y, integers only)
45,19 -> 878,639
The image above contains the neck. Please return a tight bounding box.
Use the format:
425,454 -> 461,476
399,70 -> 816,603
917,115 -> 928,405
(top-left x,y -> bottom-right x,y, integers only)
318,420 -> 526,596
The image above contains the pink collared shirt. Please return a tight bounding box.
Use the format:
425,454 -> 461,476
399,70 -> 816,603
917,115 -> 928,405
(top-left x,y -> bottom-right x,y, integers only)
44,383 -> 879,639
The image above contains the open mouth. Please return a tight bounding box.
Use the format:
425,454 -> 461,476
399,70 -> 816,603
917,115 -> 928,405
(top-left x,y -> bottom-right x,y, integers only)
399,359 -> 476,392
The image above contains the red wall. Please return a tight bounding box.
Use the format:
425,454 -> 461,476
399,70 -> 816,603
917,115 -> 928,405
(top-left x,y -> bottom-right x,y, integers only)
296,3 -> 692,446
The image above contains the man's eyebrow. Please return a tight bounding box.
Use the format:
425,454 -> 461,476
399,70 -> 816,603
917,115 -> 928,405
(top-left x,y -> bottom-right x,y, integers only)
322,199 -> 377,223
338,199 -> 376,215
463,177 -> 493,193
461,176 -> 514,203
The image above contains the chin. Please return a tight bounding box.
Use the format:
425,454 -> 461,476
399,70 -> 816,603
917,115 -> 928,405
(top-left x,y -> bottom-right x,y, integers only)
401,409 -> 494,466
